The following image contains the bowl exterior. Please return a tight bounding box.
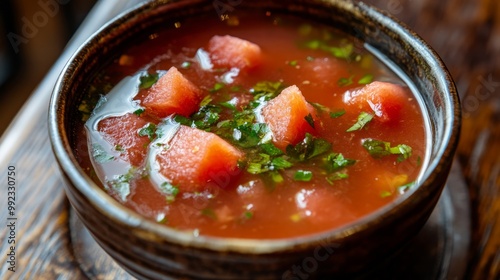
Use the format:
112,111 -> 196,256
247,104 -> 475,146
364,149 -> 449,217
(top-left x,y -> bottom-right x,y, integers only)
49,0 -> 460,279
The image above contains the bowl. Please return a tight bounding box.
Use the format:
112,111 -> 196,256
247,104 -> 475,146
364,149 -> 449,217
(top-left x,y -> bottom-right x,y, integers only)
48,0 -> 461,278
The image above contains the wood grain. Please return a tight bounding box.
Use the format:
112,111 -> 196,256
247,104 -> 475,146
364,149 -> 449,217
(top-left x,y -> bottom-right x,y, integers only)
0,0 -> 498,279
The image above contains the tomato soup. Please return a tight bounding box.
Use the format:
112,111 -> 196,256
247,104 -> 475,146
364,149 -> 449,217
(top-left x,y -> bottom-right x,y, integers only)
74,12 -> 427,239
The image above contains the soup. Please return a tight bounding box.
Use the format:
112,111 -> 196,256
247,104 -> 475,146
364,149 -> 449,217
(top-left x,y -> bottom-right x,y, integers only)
74,11 -> 426,239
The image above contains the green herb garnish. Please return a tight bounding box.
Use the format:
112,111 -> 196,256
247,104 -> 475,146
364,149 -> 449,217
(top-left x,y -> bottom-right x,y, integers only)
358,74 -> 374,84
133,108 -> 145,116
138,123 -> 157,140
159,182 -> 179,203
139,72 -> 159,90
304,113 -> 315,128
326,172 -> 349,185
362,139 -> 413,162
346,112 -> 373,132
286,133 -> 332,162
398,181 -> 416,194
329,109 -> 346,118
294,170 -> 313,182
180,61 -> 192,69
92,144 -> 114,163
324,153 -> 356,172
210,82 -> 225,93
338,76 -> 353,87
201,208 -> 217,220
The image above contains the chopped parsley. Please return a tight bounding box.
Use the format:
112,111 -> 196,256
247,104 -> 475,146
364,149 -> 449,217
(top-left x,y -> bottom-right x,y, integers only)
304,113 -> 315,128
398,181 -> 416,194
326,172 -> 349,184
380,191 -> 392,198
180,61 -> 192,69
362,139 -> 413,162
358,74 -> 374,84
346,112 -> 373,132
159,182 -> 179,203
139,72 -> 159,90
92,144 -> 114,163
294,170 -> 313,182
201,208 -> 217,220
138,123 -> 157,140
133,108 -> 145,116
324,153 -> 356,172
286,133 -> 332,162
289,60 -> 298,66
329,109 -> 346,118
303,40 -> 354,60
209,82 -> 225,93
338,76 -> 353,87
107,168 -> 135,201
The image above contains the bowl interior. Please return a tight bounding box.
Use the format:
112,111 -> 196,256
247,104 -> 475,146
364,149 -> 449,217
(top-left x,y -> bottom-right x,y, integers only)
49,0 -> 460,253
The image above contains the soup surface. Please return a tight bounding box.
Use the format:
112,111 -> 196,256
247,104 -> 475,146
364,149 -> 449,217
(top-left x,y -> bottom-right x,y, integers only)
75,11 -> 426,239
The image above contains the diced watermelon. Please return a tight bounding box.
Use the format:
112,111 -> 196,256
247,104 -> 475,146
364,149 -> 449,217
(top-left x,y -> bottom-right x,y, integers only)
262,85 -> 318,150
157,126 -> 244,192
98,113 -> 151,166
343,81 -> 408,123
143,66 -> 203,118
208,35 -> 262,70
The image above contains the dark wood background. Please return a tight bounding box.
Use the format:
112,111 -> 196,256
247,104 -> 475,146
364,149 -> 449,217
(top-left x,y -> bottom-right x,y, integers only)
0,0 -> 498,279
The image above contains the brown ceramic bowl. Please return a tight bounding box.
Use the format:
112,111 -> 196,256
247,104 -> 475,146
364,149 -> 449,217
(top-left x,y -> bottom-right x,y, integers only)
49,0 -> 460,279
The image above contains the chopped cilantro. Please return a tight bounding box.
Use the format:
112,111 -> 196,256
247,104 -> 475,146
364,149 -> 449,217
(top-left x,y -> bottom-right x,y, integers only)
338,76 -> 354,87
243,211 -> 253,219
191,105 -> 221,130
362,139 -> 413,162
201,208 -> 217,220
358,74 -> 373,84
114,145 -> 124,152
199,95 -> 213,107
346,112 -> 373,132
324,153 -> 356,172
210,82 -> 225,93
303,39 -> 355,60
231,85 -> 243,92
286,133 -> 332,162
398,181 -> 416,194
380,191 -> 392,198
250,81 -> 283,98
259,143 -> 283,157
329,44 -> 353,59
107,168 -> 135,201
309,102 -> 329,113
294,170 -> 313,182
159,182 -> 179,203
304,113 -> 315,128
326,172 -> 349,184
133,108 -> 145,116
180,61 -> 192,69
139,72 -> 159,90
92,144 -> 114,163
329,109 -> 346,118
289,60 -> 298,66
306,56 -> 315,61
138,123 -> 157,140
271,157 -> 293,169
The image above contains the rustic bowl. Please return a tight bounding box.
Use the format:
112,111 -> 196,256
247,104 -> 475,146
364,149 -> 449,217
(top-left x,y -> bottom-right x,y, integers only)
48,0 -> 461,279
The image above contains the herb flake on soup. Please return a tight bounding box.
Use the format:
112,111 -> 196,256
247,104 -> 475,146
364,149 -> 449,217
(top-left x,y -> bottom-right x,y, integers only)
75,12 -> 426,239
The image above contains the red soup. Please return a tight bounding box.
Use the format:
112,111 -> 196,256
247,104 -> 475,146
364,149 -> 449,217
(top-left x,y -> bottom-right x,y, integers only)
75,12 -> 427,239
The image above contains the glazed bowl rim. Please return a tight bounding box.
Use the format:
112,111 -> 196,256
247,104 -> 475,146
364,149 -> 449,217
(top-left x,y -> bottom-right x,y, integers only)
48,0 -> 460,254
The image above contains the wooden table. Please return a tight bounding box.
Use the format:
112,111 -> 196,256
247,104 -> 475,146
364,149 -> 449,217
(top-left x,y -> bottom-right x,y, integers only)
0,0 -> 498,279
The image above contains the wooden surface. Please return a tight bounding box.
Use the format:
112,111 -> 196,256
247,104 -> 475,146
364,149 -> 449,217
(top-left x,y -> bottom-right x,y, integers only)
0,0 -> 498,279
